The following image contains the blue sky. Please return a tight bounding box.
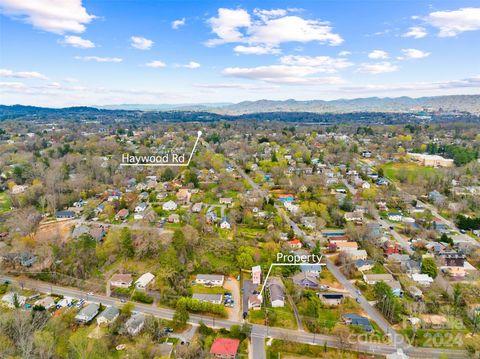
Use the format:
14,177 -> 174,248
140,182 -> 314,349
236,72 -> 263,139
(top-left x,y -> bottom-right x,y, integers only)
0,0 -> 479,107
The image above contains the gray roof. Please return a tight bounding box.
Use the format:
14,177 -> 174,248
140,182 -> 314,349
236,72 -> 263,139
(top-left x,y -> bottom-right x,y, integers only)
126,312 -> 145,330
192,293 -> 223,302
78,303 -> 99,317
196,274 -> 224,281
268,284 -> 284,302
98,306 -> 119,321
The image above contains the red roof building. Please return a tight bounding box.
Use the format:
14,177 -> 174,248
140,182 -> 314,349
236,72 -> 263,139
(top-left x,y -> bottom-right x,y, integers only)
210,338 -> 240,358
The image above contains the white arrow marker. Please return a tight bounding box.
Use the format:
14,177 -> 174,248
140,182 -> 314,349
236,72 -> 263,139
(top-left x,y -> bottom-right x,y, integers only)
120,130 -> 202,167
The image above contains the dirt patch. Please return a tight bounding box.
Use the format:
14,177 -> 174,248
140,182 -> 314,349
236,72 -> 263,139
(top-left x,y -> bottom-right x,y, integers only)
224,277 -> 241,321
35,220 -> 74,244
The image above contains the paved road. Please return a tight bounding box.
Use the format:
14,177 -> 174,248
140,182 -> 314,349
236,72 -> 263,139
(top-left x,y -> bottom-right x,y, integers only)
1,275 -> 468,356
250,332 -> 267,359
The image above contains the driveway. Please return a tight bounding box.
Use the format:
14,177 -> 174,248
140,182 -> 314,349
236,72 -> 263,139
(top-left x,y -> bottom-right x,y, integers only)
242,279 -> 254,317
224,277 -> 241,321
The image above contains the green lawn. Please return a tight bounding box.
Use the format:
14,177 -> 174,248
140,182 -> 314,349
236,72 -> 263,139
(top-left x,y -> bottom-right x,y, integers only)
381,162 -> 439,183
0,192 -> 12,214
249,303 -> 298,330
191,284 -> 226,295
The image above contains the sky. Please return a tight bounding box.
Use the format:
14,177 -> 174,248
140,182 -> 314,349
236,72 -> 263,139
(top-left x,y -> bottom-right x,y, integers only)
0,0 -> 479,107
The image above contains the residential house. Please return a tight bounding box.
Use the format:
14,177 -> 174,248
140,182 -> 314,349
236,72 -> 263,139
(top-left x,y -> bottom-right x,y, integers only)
162,200 -> 178,211
56,210 -> 75,219
75,303 -> 99,323
248,294 -> 262,310
125,312 -> 146,336
346,249 -> 368,261
135,272 -> 155,290
292,272 -> 319,289
110,273 -> 133,289
407,286 -> 423,301
191,202 -> 203,213
387,212 -> 403,222
2,292 -> 26,308
354,259 -> 375,271
387,280 -> 404,297
220,217 -> 231,229
34,296 -> 55,310
206,210 -> 217,223
168,213 -> 180,223
382,241 -> 399,256
288,239 -> 302,249
89,226 -> 105,242
210,338 -> 240,359
342,313 -> 373,332
219,198 -> 233,207
410,273 -> 434,286
267,277 -> 285,307
97,306 -> 120,325
192,293 -> 223,305
332,241 -> 358,252
318,293 -> 344,306
176,188 -> 191,204
363,273 -> 395,285
135,202 -> 147,213
196,274 -> 224,287
115,209 -> 129,221
300,264 -> 322,277
344,211 -> 364,223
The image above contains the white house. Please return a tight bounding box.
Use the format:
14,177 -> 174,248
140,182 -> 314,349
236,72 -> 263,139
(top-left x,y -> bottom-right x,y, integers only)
162,200 -> 178,211
195,274 -> 224,286
75,303 -> 99,323
220,218 -> 231,229
125,312 -> 145,336
97,306 -> 120,325
135,202 -> 147,213
2,292 -> 26,308
110,273 -> 133,288
135,272 -> 155,290
387,212 -> 403,222
410,273 -> 434,286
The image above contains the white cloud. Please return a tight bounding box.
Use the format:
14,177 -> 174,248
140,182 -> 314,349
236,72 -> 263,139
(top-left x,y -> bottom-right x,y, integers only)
0,81 -> 27,89
234,45 -> 280,55
195,82 -> 278,90
172,18 -> 186,29
145,60 -> 166,68
74,56 -> 123,63
176,61 -> 201,69
130,36 -> 154,50
253,8 -> 288,21
206,8 -> 251,46
0,0 -> 95,34
60,35 -> 95,48
223,65 -> 344,85
399,48 -> 430,59
358,62 -> 399,74
279,55 -> 353,72
402,26 -> 428,39
368,50 -> 389,59
206,8 -> 343,53
0,68 -> 48,80
338,51 -> 351,56
423,7 -> 480,37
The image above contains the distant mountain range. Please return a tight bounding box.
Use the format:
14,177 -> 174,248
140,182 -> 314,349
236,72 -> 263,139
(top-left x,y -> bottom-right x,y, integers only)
96,95 -> 480,114
1,95 -> 479,117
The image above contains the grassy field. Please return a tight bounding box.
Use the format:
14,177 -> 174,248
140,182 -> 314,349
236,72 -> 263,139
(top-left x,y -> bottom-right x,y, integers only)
0,192 -> 11,214
249,303 -> 298,330
266,339 -> 366,359
381,162 -> 439,183
191,283 -> 226,295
